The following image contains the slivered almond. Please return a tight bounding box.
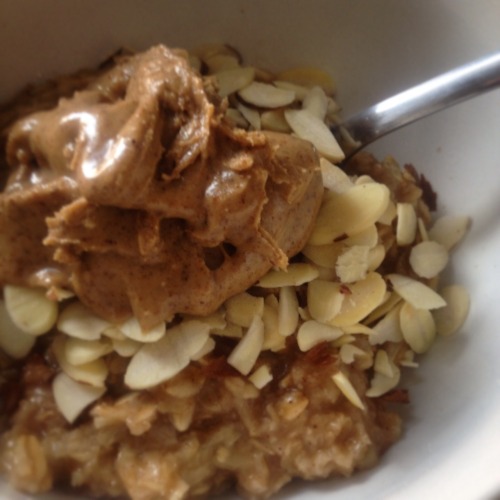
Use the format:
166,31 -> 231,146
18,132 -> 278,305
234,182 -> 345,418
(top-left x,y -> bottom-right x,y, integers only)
58,301 -> 110,340
400,302 -> 436,353
345,225 -> 378,248
4,285 -> 57,336
215,67 -> 255,97
418,217 -> 429,241
365,292 -> 402,324
309,183 -> 390,245
396,203 -> 418,245
387,274 -> 446,310
367,245 -> 386,271
355,175 -> 375,185
205,53 -> 240,73
191,337 -> 216,361
319,158 -> 353,193
302,243 -> 344,270
297,320 -> 343,351
227,315 -> 264,375
378,200 -> 397,225
0,300 -> 36,359
433,285 -> 470,336
225,292 -> 264,327
236,102 -> 261,130
119,317 -> 166,343
409,241 -> 449,278
428,215 -> 470,250
257,263 -> 318,288
332,371 -> 365,410
307,279 -> 344,323
125,320 -> 210,389
284,108 -> 344,163
260,109 -> 291,132
262,303 -> 285,351
52,372 -> 106,424
225,108 -> 248,128
65,338 -> 113,366
278,287 -> 299,337
112,338 -> 141,357
273,80 -> 309,100
369,305 -> 404,345
373,350 -> 397,378
342,323 -> 374,335
339,344 -> 368,364
302,86 -> 328,120
53,336 -> 108,388
366,367 -> 400,398
238,81 -> 296,108
276,67 -> 336,95
212,322 -> 243,338
330,272 -> 387,327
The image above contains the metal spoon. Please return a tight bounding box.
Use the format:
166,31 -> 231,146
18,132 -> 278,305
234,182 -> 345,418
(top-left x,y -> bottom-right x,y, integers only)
334,51 -> 500,160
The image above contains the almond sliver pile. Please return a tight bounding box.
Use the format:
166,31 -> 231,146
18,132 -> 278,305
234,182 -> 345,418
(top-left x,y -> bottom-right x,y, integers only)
0,44 -> 471,424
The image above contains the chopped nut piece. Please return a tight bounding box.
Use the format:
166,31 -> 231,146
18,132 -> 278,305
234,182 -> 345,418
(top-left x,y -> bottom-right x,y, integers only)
275,389 -> 309,420
249,364 -> 273,389
335,245 -> 370,283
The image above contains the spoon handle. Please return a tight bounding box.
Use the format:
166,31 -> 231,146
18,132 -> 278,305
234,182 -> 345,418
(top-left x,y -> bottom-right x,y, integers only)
336,51 -> 500,155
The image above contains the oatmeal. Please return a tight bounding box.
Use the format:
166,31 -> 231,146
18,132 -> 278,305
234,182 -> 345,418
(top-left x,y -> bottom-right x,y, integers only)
0,44 -> 470,499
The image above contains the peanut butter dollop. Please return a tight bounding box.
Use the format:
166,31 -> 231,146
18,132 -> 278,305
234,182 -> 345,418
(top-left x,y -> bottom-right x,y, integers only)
0,45 -> 322,328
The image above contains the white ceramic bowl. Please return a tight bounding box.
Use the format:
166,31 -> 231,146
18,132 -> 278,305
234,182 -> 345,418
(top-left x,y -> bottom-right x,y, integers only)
1,1 -> 499,499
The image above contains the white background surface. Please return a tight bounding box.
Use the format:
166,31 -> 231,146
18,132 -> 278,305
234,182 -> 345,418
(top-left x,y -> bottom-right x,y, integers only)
0,1 -> 499,499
